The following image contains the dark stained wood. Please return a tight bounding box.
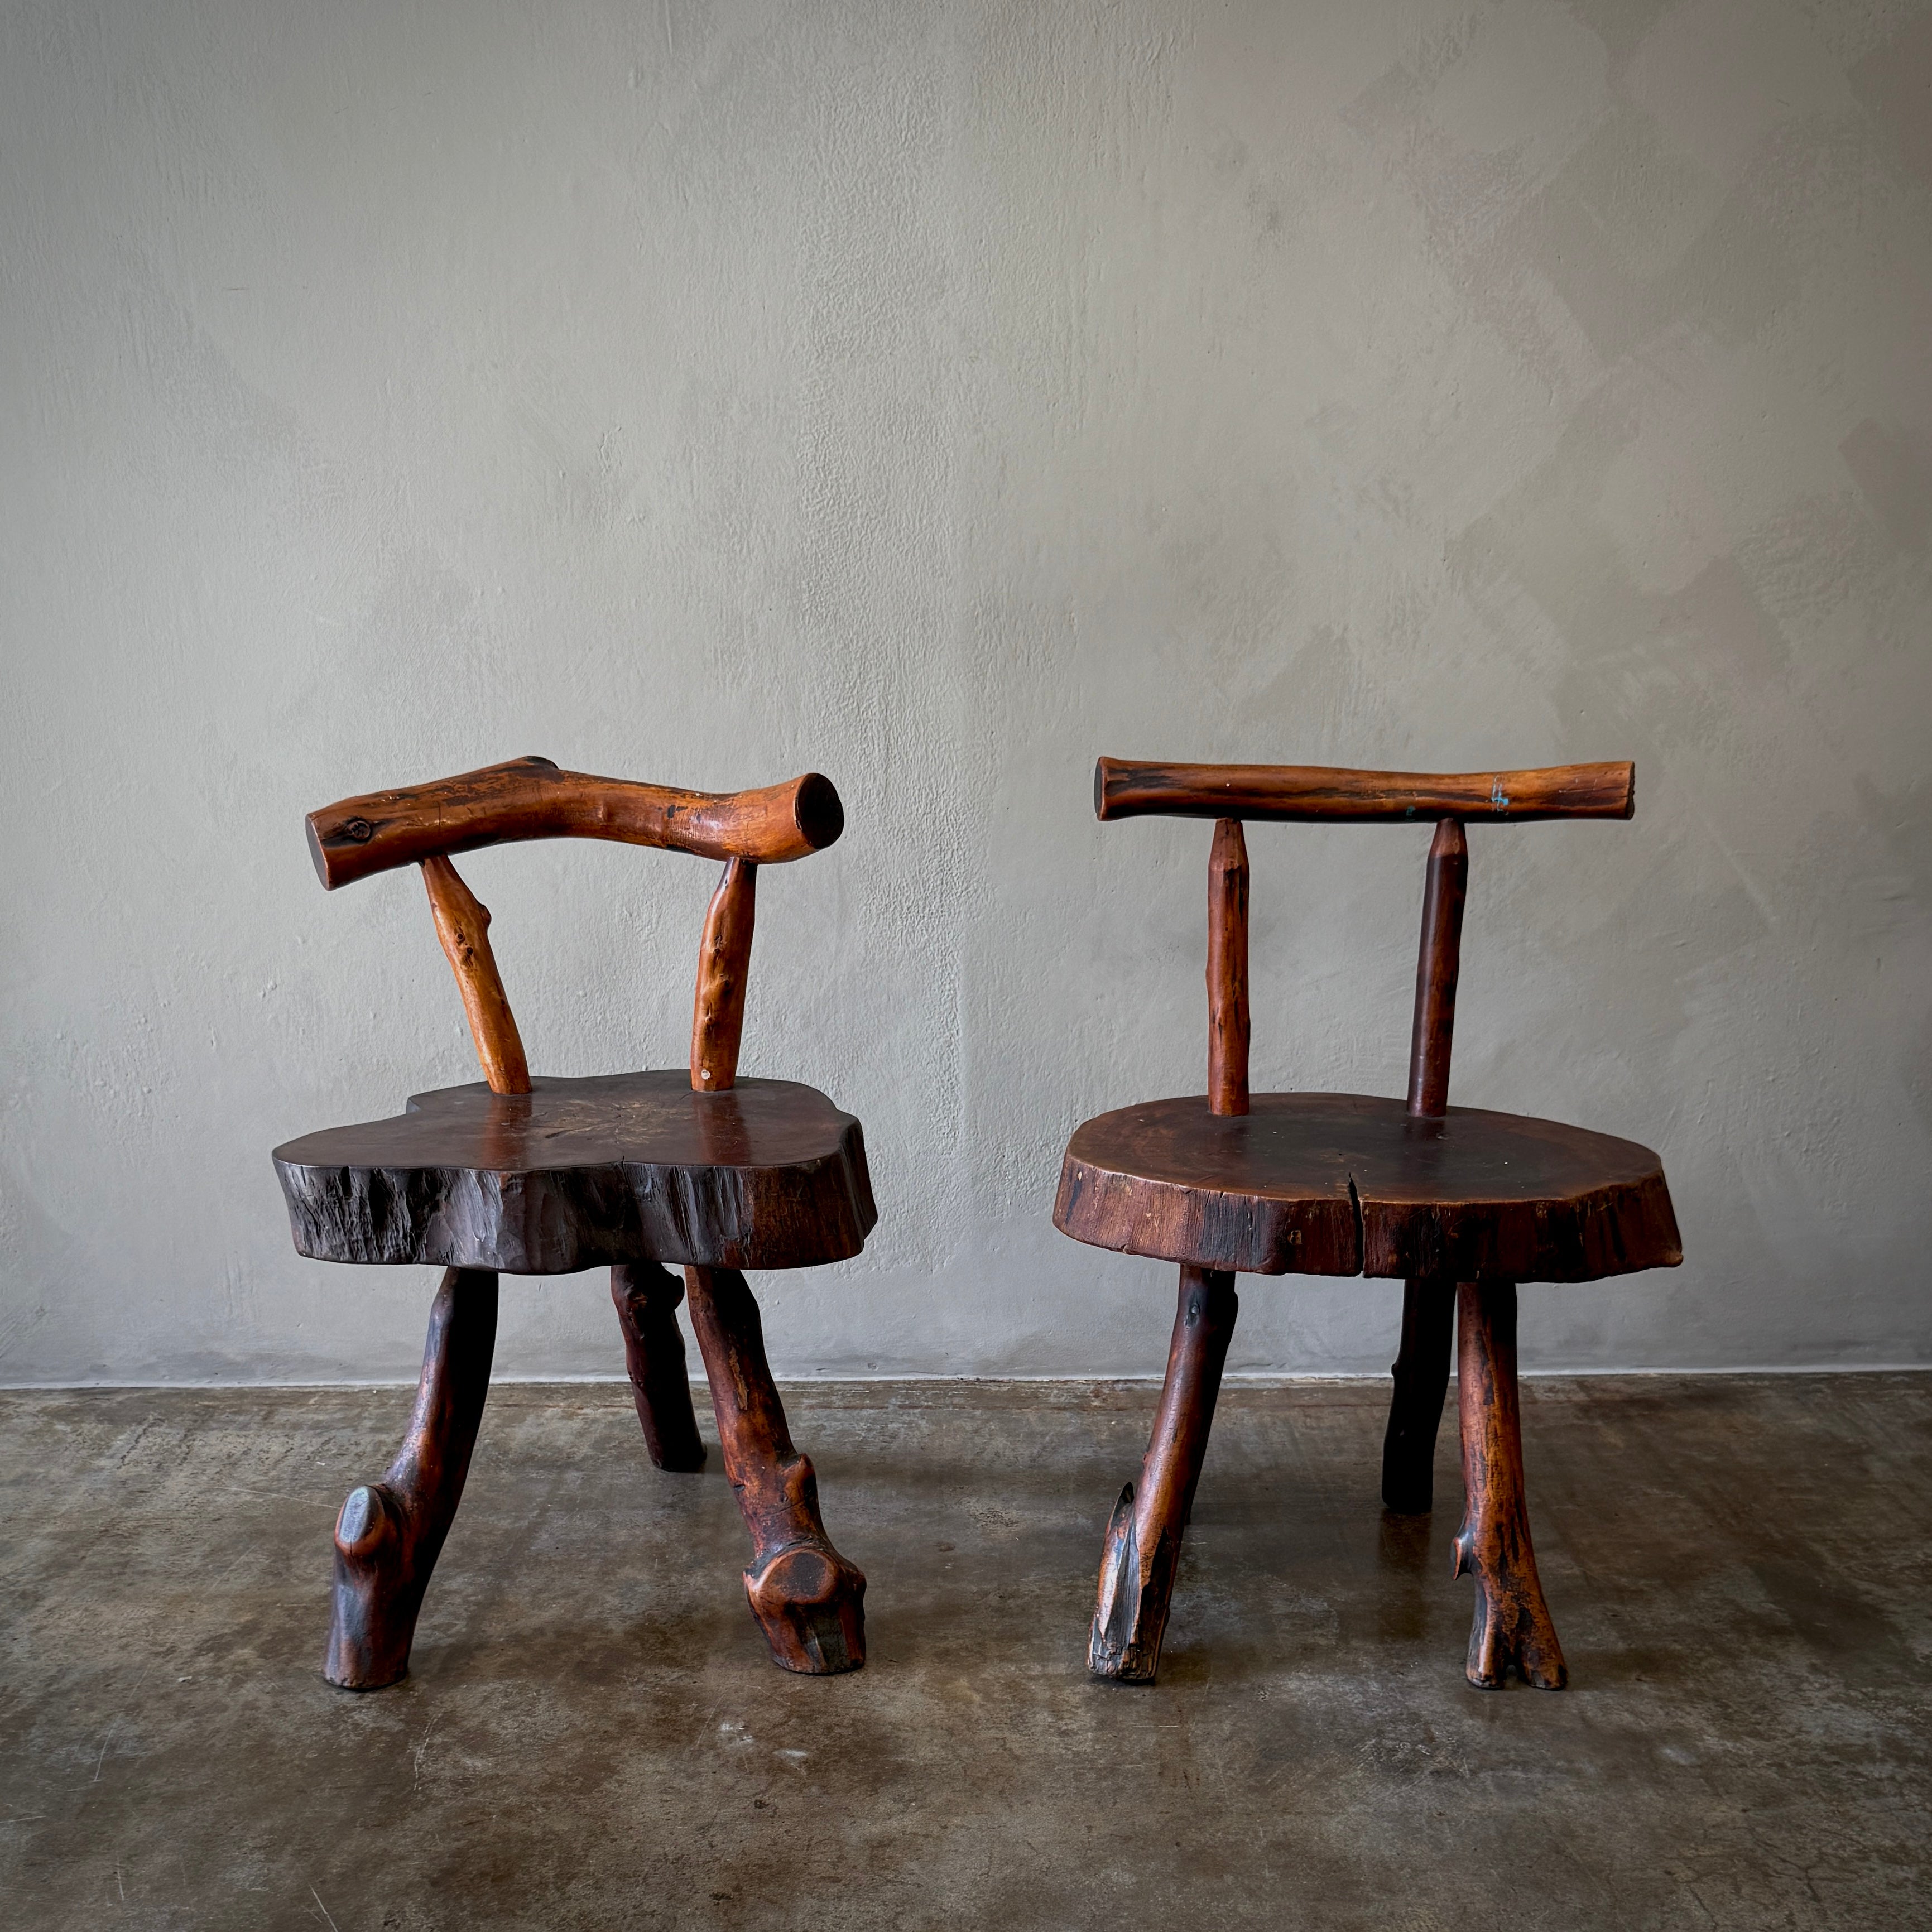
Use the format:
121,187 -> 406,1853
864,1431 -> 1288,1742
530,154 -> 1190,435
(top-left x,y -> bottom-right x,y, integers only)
691,858 -> 757,1093
1089,1267 -> 1238,1683
611,1263 -> 706,1473
1206,819 -> 1250,1117
1094,757 -> 1634,825
684,1267 -> 866,1674
1406,819 -> 1467,1119
1381,819 -> 1469,1516
1453,1280 -> 1566,1689
274,1072 -> 877,1275
325,1267 -> 498,1689
1056,1092 -> 1680,1282
1380,1276 -> 1456,1514
420,856 -> 531,1096
307,756 -> 845,890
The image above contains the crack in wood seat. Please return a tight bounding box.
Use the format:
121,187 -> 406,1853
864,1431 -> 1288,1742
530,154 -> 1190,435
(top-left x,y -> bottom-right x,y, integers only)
1063,757 -> 1684,1692
1056,1092 -> 1679,1283
275,1072 -> 877,1275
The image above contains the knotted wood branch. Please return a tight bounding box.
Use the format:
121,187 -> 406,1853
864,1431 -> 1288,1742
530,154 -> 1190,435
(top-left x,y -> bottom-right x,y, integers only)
691,858 -> 757,1092
421,857 -> 530,1095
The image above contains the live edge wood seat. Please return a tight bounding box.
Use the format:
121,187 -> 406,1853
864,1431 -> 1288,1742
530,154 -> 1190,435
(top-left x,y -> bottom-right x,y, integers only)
1056,758 -> 1681,1692
271,756 -> 874,1691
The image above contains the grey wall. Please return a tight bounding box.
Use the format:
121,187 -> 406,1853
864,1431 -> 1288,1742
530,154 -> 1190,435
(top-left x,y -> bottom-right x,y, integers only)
4,0 -> 1929,1385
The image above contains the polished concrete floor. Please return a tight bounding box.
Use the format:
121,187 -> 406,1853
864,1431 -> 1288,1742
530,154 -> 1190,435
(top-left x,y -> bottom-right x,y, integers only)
1,1372 -> 1927,1930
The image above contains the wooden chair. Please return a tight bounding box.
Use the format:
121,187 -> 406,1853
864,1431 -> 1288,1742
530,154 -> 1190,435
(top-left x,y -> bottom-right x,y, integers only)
1055,758 -> 1682,1689
272,756 -> 875,1689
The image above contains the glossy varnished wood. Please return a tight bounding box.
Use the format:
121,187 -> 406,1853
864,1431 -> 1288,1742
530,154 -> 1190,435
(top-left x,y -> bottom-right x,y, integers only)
1089,1267 -> 1238,1681
1405,820 -> 1467,1119
307,756 -> 844,888
1454,1281 -> 1566,1689
420,856 -> 530,1096
1206,820 -> 1249,1117
1056,1092 -> 1680,1282
325,1268 -> 498,1689
685,1267 -> 866,1673
1095,757 -> 1635,825
691,858 -> 757,1093
274,1073 -> 877,1274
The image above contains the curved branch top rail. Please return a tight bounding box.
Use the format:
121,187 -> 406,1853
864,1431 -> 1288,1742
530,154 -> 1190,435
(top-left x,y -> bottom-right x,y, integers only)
307,756 -> 845,889
1093,758 -> 1634,825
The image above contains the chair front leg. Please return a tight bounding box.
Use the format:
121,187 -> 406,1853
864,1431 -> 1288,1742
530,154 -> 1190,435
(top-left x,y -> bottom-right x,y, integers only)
1453,1279 -> 1566,1689
1089,1266 -> 1238,1683
611,1263 -> 706,1472
683,1267 -> 866,1674
1380,1275 -> 1456,1513
325,1268 -> 498,1689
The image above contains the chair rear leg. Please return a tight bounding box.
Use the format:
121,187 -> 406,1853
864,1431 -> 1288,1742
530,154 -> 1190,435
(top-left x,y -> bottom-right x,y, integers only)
325,1268 -> 498,1689
1453,1279 -> 1566,1690
611,1263 -> 706,1472
1089,1266 -> 1238,1683
1380,1275 -> 1456,1512
683,1266 -> 866,1674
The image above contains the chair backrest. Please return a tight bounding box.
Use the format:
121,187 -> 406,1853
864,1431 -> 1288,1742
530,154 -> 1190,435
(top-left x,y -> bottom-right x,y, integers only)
1092,757 -> 1636,1120
304,755 -> 844,1097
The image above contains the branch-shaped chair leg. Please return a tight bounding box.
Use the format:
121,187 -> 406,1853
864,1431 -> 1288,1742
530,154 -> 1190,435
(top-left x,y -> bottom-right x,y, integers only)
1452,1279 -> 1566,1690
1380,1275 -> 1456,1513
325,1268 -> 498,1689
1089,1266 -> 1239,1683
683,1267 -> 866,1674
611,1263 -> 706,1472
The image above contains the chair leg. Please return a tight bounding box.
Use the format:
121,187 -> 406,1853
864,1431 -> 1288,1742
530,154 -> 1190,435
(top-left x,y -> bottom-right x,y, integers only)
325,1268 -> 498,1690
682,1266 -> 866,1674
1452,1279 -> 1566,1690
611,1263 -> 706,1472
1380,1276 -> 1456,1513
1089,1266 -> 1239,1683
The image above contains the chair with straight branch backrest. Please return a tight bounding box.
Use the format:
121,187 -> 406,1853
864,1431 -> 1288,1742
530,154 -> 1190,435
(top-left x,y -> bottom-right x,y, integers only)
272,756 -> 875,1689
1055,757 -> 1683,1690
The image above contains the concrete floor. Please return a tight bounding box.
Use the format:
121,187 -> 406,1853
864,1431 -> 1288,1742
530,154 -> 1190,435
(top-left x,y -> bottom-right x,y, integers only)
1,1373 -> 1927,1930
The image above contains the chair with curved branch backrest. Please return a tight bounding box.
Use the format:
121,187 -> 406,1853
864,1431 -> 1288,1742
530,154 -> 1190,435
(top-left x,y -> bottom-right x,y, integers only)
1055,758 -> 1682,1690
273,756 -> 875,1688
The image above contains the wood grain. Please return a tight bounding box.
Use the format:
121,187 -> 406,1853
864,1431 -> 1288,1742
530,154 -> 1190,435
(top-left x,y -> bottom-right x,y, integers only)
1453,1280 -> 1566,1690
691,858 -> 757,1093
274,1072 -> 878,1274
1405,819 -> 1467,1119
307,756 -> 844,889
324,1267 -> 498,1689
1055,1092 -> 1681,1282
1095,758 -> 1634,825
420,856 -> 531,1096
611,1263 -> 706,1473
1088,1267 -> 1238,1683
1206,819 -> 1250,1117
684,1266 -> 866,1673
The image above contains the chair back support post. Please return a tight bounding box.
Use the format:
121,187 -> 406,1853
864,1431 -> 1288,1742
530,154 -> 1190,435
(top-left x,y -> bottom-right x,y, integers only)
1206,819 -> 1250,1116
420,857 -> 531,1095
302,757 -> 845,1097
691,858 -> 758,1092
1405,819 -> 1467,1118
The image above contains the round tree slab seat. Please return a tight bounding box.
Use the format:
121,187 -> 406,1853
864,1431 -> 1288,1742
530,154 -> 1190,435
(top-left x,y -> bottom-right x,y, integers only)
273,1071 -> 876,1275
1054,1092 -> 1680,1283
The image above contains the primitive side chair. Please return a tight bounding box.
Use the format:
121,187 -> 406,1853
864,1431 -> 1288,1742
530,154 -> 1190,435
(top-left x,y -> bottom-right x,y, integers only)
1055,758 -> 1683,1689
272,756 -> 875,1688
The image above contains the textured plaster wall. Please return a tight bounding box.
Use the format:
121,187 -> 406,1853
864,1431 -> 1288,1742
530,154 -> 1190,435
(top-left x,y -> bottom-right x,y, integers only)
3,0 -> 1930,1384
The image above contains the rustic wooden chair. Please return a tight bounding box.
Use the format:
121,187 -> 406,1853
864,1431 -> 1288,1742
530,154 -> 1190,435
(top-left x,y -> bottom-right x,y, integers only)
1056,758 -> 1682,1689
272,756 -> 875,1689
